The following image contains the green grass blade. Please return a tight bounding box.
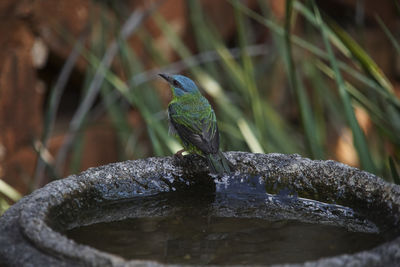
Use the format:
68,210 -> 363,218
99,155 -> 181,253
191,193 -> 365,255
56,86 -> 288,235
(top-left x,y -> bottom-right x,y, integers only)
394,0 -> 400,16
293,1 -> 400,114
55,9 -> 149,173
70,128 -> 85,174
283,0 -> 324,159
33,32 -> 87,186
232,1 -> 400,110
75,35 -> 181,156
187,0 -> 220,77
294,1 -> 393,95
375,15 -> 400,55
312,1 -> 376,173
234,0 -> 266,144
0,197 -> 10,215
100,83 -> 132,158
0,180 -> 22,202
315,60 -> 387,123
389,157 -> 400,184
325,19 -> 393,94
117,38 -> 180,155
237,118 -> 265,153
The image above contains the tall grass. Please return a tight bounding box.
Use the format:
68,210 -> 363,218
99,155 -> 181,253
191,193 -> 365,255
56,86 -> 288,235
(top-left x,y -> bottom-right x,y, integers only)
2,0 -> 400,214
33,0 -> 400,181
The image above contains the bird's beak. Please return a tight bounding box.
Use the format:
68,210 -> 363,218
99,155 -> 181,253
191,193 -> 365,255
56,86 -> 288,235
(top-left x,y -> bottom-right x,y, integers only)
158,73 -> 173,84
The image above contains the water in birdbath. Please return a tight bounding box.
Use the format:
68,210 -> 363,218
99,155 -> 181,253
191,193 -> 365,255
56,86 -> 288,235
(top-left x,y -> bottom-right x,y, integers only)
62,173 -> 396,265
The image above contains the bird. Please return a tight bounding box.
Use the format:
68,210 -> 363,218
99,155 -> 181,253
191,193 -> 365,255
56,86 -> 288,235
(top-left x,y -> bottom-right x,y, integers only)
159,73 -> 232,174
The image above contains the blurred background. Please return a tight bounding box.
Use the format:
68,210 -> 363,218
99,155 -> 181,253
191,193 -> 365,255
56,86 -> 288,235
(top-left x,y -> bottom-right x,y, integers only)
1,0 -> 400,213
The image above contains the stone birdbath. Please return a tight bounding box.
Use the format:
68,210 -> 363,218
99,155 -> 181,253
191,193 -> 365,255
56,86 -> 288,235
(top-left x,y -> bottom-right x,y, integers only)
0,152 -> 399,266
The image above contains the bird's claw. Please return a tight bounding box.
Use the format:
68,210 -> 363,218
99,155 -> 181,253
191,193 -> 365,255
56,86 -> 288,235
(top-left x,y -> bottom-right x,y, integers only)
173,149 -> 186,160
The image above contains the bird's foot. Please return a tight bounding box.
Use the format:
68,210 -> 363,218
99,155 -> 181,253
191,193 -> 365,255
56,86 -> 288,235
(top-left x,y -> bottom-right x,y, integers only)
174,149 -> 186,159
173,149 -> 188,167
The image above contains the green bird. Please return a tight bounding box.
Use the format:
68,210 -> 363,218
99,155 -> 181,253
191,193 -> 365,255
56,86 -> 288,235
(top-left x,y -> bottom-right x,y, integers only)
159,73 -> 232,174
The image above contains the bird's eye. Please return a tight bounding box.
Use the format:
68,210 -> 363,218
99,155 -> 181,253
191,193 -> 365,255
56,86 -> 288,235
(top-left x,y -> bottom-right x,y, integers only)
172,80 -> 180,87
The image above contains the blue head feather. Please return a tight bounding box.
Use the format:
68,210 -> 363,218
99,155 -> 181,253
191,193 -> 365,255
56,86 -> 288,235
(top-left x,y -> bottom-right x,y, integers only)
171,75 -> 199,96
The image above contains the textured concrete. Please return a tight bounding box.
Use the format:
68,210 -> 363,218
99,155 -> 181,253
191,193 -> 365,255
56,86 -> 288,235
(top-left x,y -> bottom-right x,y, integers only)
0,152 -> 399,266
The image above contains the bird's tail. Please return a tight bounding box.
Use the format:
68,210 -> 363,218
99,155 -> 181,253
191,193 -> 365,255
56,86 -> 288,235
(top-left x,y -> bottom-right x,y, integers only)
206,151 -> 232,174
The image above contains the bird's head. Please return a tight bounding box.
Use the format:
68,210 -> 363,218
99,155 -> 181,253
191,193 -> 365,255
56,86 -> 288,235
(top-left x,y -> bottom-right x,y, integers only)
159,73 -> 200,97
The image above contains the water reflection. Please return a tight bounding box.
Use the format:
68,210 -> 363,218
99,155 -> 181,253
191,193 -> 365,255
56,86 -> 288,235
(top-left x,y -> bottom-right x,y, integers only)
67,214 -> 385,265
63,173 -> 393,265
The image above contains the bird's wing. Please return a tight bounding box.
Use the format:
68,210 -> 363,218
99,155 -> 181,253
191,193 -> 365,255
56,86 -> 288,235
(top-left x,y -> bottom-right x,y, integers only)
168,101 -> 219,154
